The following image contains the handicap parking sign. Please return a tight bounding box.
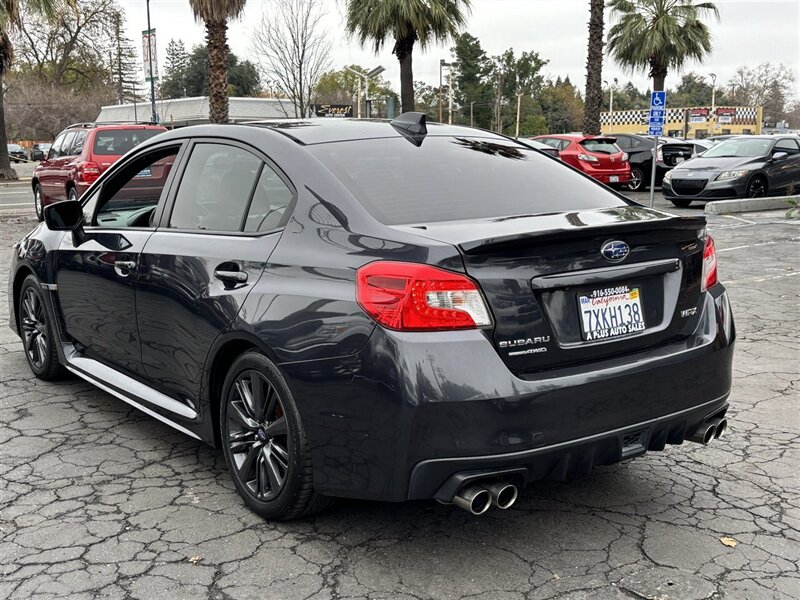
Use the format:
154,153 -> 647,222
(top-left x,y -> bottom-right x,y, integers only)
650,91 -> 666,109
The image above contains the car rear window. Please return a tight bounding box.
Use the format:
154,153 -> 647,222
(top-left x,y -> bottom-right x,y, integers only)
310,136 -> 627,225
93,129 -> 163,156
581,139 -> 620,154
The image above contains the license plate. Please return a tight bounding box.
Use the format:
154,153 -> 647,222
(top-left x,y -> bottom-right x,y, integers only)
676,157 -> 685,164
135,167 -> 152,178
609,175 -> 619,183
579,285 -> 645,341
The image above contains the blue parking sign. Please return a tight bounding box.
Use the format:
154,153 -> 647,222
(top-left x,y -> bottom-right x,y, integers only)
648,126 -> 663,136
650,91 -> 666,109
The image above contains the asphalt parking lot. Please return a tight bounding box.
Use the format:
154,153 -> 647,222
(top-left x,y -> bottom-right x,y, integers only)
1,202 -> 798,599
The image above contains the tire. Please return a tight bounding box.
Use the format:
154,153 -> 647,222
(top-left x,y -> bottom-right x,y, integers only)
220,351 -> 333,520
18,275 -> 63,380
34,183 -> 44,221
628,166 -> 645,191
746,175 -> 767,198
67,187 -> 78,203
669,198 -> 693,208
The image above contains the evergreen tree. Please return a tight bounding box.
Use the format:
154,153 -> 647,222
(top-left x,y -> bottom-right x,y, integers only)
161,39 -> 190,99
451,33 -> 493,128
111,10 -> 144,105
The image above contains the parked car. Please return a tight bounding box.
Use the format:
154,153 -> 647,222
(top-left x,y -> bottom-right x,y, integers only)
607,133 -> 694,191
663,135 -> 800,207
28,143 -> 50,161
7,143 -> 26,163
532,134 -> 631,188
521,137 -> 561,159
9,116 -> 734,520
690,139 -> 717,156
31,122 -> 167,220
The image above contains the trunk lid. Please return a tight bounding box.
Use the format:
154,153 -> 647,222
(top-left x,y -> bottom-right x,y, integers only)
659,142 -> 694,167
395,206 -> 707,373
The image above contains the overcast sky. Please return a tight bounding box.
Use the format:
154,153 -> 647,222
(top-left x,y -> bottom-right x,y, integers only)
119,0 -> 800,99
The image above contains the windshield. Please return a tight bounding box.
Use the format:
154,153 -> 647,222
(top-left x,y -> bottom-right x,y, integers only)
310,136 -> 628,226
702,138 -> 773,158
93,129 -> 163,156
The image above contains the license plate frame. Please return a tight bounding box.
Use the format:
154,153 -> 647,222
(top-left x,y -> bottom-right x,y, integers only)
609,175 -> 620,183
578,284 -> 646,341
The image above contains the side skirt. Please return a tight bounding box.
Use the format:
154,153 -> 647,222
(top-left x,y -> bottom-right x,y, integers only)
62,343 -> 201,440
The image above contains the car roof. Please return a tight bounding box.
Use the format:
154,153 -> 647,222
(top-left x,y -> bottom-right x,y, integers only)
245,118 -> 510,146
65,123 -> 167,132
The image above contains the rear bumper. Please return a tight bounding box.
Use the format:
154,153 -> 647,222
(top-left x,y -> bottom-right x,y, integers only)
280,287 -> 735,502
588,170 -> 631,185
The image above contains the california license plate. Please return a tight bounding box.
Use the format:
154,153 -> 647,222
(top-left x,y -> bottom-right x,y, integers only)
579,285 -> 645,341
609,175 -> 619,183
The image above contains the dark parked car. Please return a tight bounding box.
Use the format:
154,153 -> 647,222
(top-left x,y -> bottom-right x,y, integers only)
28,143 -> 50,161
663,135 -> 800,207
8,116 -> 735,520
7,143 -> 26,163
32,122 -> 166,221
608,133 -> 694,191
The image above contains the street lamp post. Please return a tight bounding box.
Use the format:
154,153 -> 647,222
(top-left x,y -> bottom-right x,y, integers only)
515,92 -> 523,138
470,101 -> 475,127
710,72 -> 717,132
146,0 -> 157,123
345,66 -> 385,118
439,60 -> 453,123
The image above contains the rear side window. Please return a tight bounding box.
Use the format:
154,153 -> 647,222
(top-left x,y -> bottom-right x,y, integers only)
310,136 -> 628,225
93,129 -> 163,156
581,139 -> 620,154
72,130 -> 88,155
244,165 -> 293,232
169,143 -> 261,232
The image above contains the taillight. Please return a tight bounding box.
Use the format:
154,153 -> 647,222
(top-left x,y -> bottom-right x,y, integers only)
79,161 -> 100,183
701,235 -> 718,292
656,147 -> 664,162
577,153 -> 599,162
621,152 -> 629,162
356,261 -> 492,331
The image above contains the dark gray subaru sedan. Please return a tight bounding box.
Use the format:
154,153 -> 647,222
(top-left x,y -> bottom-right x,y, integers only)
8,114 -> 734,519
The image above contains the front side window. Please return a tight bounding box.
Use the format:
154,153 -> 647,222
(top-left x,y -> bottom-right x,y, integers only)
775,139 -> 800,154
59,131 -> 77,158
91,146 -> 179,228
49,134 -> 65,159
169,143 -> 261,232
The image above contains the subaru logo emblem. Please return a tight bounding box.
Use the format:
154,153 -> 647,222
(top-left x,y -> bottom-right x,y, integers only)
601,240 -> 629,262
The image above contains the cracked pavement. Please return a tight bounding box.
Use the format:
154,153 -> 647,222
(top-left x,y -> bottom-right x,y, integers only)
1,209 -> 798,600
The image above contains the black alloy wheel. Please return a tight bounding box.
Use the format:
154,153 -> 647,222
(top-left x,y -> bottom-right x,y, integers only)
34,184 -> 44,221
628,166 -> 645,191
220,352 -> 332,520
746,176 -> 767,198
18,276 -> 61,379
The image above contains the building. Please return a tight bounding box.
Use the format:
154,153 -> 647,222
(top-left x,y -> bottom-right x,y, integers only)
601,105 -> 763,139
96,96 -> 299,128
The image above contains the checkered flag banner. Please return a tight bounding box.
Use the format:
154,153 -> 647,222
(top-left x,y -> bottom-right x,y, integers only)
601,106 -> 759,127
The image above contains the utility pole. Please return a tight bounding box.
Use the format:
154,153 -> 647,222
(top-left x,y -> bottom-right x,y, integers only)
470,101 -> 474,127
439,59 -> 445,123
356,76 -> 361,118
145,0 -> 157,123
515,92 -> 522,138
448,67 -> 454,124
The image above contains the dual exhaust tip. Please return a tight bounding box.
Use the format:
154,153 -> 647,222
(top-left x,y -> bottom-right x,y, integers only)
688,417 -> 728,446
452,481 -> 519,515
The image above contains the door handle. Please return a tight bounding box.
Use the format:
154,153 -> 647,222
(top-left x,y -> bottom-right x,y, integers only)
214,270 -> 248,284
114,260 -> 137,277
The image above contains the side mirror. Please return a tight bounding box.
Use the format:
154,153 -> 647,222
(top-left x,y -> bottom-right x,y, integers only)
772,151 -> 789,161
43,200 -> 85,245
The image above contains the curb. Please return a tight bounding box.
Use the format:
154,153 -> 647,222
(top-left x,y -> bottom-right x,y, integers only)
704,195 -> 795,215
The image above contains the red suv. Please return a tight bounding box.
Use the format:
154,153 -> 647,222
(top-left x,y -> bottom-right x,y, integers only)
532,134 -> 631,188
32,123 -> 166,220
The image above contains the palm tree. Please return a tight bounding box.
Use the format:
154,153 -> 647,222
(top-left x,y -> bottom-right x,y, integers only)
189,0 -> 246,123
0,0 -> 67,179
607,0 -> 718,93
345,0 -> 471,114
583,0 -> 605,135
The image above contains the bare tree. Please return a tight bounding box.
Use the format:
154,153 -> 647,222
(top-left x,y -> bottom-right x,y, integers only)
252,0 -> 332,118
